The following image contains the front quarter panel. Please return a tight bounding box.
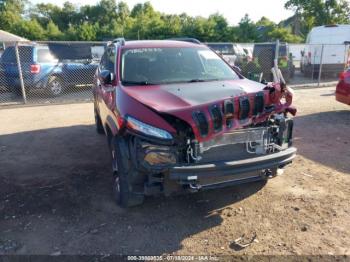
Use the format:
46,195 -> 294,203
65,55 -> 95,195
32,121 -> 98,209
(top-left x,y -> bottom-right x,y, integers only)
114,85 -> 177,137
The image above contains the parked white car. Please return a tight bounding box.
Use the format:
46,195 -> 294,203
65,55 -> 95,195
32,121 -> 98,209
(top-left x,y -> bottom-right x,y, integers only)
301,24 -> 350,77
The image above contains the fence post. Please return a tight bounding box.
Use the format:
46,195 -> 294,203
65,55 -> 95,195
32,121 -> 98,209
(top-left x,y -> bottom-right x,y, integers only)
345,43 -> 350,70
317,44 -> 324,87
274,39 -> 279,71
14,42 -> 27,104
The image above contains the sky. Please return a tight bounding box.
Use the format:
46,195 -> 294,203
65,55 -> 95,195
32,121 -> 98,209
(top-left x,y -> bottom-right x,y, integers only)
29,0 -> 295,25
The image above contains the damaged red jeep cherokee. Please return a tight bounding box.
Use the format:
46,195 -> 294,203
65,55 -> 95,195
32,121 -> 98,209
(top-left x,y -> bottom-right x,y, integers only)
93,38 -> 297,207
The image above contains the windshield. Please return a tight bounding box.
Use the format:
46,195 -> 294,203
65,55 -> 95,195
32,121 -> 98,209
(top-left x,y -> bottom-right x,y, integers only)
121,47 -> 239,85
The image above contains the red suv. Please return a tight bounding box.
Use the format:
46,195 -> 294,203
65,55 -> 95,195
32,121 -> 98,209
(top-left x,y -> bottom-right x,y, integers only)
93,38 -> 297,207
336,69 -> 350,105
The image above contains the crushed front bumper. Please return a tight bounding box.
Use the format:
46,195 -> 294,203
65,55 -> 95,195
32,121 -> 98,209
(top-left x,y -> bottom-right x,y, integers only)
169,147 -> 297,189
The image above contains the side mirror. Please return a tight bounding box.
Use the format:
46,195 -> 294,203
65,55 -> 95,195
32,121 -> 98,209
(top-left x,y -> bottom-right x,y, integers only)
99,70 -> 114,85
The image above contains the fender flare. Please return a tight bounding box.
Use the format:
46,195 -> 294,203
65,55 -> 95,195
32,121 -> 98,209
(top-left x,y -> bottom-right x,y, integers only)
105,115 -> 120,136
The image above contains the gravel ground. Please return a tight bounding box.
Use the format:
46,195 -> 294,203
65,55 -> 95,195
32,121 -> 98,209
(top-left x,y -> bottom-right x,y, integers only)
0,86 -> 349,256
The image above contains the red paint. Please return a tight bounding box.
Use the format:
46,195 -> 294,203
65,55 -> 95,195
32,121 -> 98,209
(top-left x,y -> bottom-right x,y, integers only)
118,80 -> 294,142
95,40 -> 297,142
336,70 -> 350,105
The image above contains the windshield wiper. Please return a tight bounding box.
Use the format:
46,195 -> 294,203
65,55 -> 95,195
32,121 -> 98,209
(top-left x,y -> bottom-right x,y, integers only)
122,81 -> 157,86
187,78 -> 219,83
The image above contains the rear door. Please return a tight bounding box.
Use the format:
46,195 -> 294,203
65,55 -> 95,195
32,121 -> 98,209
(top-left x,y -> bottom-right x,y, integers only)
309,27 -> 350,65
321,31 -> 347,65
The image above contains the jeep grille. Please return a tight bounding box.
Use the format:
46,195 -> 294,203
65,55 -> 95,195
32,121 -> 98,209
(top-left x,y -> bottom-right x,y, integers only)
239,96 -> 250,120
193,111 -> 209,137
210,105 -> 223,132
254,92 -> 265,115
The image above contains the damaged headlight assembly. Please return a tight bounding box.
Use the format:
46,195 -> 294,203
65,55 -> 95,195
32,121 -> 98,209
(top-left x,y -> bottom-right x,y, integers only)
126,115 -> 173,140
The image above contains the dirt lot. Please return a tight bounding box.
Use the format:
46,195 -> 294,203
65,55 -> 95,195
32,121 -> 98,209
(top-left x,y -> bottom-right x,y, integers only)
0,86 -> 349,256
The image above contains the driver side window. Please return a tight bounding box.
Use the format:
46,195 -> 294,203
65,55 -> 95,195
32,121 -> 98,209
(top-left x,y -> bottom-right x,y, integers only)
100,47 -> 116,73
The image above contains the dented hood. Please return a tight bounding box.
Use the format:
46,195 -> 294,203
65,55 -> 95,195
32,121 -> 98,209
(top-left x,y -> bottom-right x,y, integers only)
121,79 -> 266,113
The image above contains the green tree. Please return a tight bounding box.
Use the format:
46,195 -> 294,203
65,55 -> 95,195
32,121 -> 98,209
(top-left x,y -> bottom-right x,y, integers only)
268,26 -> 303,43
255,16 -> 276,42
208,13 -> 230,41
0,0 -> 311,43
160,14 -> 182,38
15,19 -> 46,40
45,20 -> 63,40
0,0 -> 27,31
236,14 -> 258,42
76,22 -> 97,41
285,0 -> 350,32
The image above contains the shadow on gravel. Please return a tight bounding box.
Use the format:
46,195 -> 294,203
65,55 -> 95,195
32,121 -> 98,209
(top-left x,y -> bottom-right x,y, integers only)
0,125 -> 266,255
294,110 -> 350,174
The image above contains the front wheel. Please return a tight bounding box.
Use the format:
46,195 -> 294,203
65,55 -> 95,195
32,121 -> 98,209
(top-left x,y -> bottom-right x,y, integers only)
110,136 -> 145,208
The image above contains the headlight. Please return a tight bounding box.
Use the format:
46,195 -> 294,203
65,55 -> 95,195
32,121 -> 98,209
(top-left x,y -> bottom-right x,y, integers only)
126,116 -> 173,140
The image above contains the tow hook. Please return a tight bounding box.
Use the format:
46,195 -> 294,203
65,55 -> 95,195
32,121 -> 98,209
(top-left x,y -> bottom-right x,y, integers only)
262,169 -> 274,178
188,183 -> 202,192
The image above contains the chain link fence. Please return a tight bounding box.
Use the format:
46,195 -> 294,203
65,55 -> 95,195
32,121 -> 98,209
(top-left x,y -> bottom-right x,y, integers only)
0,41 -> 105,106
0,40 -> 349,107
208,42 -> 350,86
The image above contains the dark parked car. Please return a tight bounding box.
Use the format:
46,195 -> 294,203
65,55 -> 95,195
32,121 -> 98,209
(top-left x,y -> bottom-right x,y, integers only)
336,68 -> 350,105
94,39 -> 297,207
252,43 -> 295,82
0,44 -> 98,96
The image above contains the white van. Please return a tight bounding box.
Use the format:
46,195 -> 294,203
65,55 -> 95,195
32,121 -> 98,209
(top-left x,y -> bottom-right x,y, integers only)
301,25 -> 350,76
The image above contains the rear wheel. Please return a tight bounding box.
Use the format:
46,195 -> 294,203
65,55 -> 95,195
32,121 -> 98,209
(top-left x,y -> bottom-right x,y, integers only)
110,136 -> 145,208
47,76 -> 64,97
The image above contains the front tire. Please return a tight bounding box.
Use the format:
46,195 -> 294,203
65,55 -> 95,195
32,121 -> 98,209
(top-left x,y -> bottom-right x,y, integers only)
110,136 -> 145,208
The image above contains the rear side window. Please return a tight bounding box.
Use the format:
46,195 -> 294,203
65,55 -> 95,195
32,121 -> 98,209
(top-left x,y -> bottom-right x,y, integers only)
1,47 -> 16,62
1,46 -> 34,63
18,46 -> 34,63
37,49 -> 58,63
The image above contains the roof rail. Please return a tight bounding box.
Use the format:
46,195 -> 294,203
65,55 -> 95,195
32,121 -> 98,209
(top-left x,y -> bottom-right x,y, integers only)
112,37 -> 125,46
168,38 -> 201,44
